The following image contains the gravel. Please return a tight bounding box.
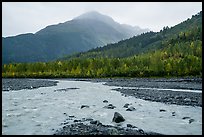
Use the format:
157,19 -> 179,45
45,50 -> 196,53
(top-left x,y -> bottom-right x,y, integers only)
54,119 -> 163,135
2,78 -> 58,91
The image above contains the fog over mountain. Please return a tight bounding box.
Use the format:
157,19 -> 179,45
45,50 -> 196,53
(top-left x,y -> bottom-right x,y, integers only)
2,11 -> 149,64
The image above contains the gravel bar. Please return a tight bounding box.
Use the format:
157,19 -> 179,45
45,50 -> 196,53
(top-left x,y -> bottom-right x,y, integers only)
86,77 -> 202,107
2,78 -> 58,91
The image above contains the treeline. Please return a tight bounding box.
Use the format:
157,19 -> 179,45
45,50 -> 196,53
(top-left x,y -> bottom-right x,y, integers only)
2,31 -> 202,78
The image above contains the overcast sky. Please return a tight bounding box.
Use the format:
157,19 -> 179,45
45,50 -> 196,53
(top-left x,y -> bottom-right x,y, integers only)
2,2 -> 202,37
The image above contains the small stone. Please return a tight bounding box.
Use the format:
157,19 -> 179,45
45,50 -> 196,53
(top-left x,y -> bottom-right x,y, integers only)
90,120 -> 99,124
69,115 -> 75,118
103,104 -> 116,109
127,124 -> 133,128
97,122 -> 102,126
81,105 -> 89,109
182,117 -> 191,119
74,120 -> 79,122
189,119 -> 195,124
126,106 -> 136,111
85,118 -> 93,121
159,109 -> 166,112
123,103 -> 130,108
175,96 -> 182,99
184,98 -> 191,102
103,100 -> 108,103
138,129 -> 144,134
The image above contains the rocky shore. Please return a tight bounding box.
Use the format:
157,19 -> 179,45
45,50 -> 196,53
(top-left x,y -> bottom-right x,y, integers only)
54,118 -> 162,135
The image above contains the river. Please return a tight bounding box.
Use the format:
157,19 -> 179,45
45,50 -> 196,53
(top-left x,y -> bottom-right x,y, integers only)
2,79 -> 202,135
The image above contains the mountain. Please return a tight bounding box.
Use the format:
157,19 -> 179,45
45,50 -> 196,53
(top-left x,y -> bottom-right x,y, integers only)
2,11 -> 202,78
62,11 -> 202,59
2,11 -> 149,64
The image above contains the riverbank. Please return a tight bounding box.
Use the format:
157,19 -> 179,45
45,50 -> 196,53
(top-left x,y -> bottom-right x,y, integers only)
75,77 -> 202,107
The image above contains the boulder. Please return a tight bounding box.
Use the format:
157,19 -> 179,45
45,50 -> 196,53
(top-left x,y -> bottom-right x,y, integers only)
112,112 -> 125,123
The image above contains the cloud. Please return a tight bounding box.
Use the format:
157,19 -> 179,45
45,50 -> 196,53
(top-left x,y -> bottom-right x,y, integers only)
2,2 -> 202,37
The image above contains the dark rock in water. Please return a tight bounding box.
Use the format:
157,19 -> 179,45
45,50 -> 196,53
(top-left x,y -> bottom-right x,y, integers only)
103,100 -> 108,103
90,120 -> 100,125
69,115 -> 75,118
159,109 -> 166,112
73,120 -> 78,122
127,124 -> 133,128
74,120 -> 80,122
123,103 -> 130,108
182,117 -> 191,119
86,118 -> 93,121
189,119 -> 195,124
126,106 -> 136,111
112,112 -> 125,123
172,112 -> 176,116
138,129 -> 144,134
81,105 -> 89,109
103,104 -> 116,109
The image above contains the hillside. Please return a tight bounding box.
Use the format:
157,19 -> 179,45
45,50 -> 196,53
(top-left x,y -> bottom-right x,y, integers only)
2,11 -> 148,64
62,11 -> 202,60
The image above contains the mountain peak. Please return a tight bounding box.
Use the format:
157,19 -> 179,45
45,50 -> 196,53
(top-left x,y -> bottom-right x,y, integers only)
74,11 -> 114,23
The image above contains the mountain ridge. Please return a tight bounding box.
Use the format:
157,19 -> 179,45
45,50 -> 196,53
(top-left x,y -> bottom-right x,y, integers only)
61,11 -> 202,60
2,11 -> 149,64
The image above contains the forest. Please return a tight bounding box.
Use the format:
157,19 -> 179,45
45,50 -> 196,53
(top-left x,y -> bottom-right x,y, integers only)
2,26 -> 202,78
